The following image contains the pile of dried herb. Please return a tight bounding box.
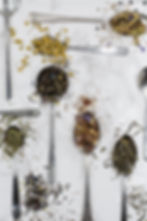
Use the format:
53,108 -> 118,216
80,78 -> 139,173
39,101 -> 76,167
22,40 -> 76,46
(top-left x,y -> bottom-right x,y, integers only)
112,135 -> 137,175
4,126 -> 25,156
74,111 -> 100,153
32,35 -> 69,64
37,65 -> 68,101
25,174 -> 48,211
110,11 -> 146,44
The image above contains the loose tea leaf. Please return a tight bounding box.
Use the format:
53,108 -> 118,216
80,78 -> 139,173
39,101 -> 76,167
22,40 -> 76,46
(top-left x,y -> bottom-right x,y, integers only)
25,174 -> 48,211
110,11 -> 146,44
32,35 -> 69,64
37,66 -> 68,102
4,126 -> 25,156
112,135 -> 137,175
74,111 -> 100,153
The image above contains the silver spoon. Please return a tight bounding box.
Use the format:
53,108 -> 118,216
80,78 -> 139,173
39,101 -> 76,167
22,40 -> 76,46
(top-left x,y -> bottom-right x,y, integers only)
138,67 -> 147,160
1,0 -> 21,100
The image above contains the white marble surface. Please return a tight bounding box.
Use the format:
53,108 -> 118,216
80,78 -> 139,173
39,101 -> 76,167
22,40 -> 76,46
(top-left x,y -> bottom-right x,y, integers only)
0,0 -> 147,220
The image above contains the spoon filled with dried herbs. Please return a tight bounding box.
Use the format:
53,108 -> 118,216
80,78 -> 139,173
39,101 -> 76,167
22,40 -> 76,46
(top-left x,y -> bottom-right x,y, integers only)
110,10 -> 146,45
74,111 -> 100,221
138,67 -> 147,161
112,135 -> 138,221
36,65 -> 68,185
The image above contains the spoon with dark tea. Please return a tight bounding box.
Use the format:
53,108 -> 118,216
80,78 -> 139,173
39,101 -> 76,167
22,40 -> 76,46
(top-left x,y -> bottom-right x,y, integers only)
37,65 -> 69,186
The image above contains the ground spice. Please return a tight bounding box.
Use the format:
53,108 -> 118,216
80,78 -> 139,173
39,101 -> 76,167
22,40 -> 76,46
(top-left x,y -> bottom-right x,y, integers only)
4,126 -> 25,156
10,27 -> 16,37
112,135 -> 137,175
74,111 -> 100,153
37,66 -> 68,102
110,11 -> 146,44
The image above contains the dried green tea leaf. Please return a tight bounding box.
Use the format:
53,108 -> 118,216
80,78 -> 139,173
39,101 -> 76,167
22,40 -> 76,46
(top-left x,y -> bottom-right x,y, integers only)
4,126 -> 25,156
112,135 -> 137,175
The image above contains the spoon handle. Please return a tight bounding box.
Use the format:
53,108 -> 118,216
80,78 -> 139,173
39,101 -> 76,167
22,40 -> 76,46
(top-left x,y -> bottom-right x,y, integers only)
121,178 -> 127,221
12,173 -> 21,220
3,0 -> 12,100
81,166 -> 93,221
68,45 -> 128,56
48,104 -> 56,185
143,101 -> 147,160
30,12 -> 103,24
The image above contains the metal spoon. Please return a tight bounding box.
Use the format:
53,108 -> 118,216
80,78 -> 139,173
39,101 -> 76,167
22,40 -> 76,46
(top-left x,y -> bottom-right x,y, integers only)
138,67 -> 147,160
1,0 -> 21,100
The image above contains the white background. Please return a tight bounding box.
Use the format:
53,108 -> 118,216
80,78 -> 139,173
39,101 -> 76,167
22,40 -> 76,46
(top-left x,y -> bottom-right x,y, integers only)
0,0 -> 147,220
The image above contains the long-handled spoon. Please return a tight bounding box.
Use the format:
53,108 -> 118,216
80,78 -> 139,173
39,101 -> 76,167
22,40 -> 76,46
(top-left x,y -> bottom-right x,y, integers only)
138,67 -> 147,160
1,0 -> 21,100
36,66 -> 69,186
74,111 -> 100,221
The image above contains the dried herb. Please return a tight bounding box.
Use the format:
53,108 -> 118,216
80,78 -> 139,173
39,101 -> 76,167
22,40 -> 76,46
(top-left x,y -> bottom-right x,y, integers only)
4,126 -> 25,156
37,66 -> 68,102
110,11 -> 146,44
112,135 -> 137,175
32,35 -> 69,64
25,174 -> 48,211
74,111 -> 100,153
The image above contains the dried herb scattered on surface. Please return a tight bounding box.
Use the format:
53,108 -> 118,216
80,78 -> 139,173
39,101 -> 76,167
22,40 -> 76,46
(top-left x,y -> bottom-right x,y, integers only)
4,126 -> 25,156
74,111 -> 100,153
32,35 -> 69,64
37,66 -> 68,101
25,174 -> 48,211
112,135 -> 137,175
128,186 -> 147,221
110,11 -> 146,44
